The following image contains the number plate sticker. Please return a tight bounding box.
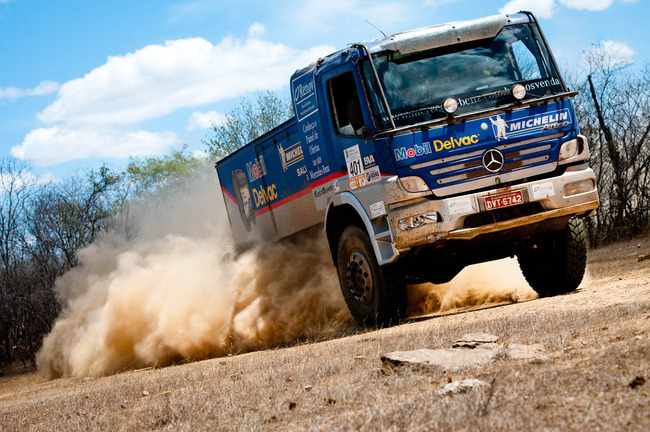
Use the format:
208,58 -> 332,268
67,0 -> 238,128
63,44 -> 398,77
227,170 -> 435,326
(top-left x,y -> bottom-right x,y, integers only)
484,190 -> 524,210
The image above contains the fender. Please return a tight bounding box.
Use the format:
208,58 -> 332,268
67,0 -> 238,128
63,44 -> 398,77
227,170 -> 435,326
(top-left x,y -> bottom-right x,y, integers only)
324,191 -> 399,265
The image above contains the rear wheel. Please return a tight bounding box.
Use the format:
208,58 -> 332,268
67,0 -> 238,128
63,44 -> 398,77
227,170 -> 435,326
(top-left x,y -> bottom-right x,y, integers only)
336,225 -> 406,327
517,217 -> 587,297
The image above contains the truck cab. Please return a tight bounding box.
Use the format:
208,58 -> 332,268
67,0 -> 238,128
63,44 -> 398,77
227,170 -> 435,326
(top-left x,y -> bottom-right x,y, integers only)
217,12 -> 599,326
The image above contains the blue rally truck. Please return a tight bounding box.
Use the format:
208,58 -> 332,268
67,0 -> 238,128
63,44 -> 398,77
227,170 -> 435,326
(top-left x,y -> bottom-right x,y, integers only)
216,12 -> 599,326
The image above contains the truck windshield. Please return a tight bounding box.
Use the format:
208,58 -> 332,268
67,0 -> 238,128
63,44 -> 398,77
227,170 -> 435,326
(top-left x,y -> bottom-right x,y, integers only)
362,23 -> 564,130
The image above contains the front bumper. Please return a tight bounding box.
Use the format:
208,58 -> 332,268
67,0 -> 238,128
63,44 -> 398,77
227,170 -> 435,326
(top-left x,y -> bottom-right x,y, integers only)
388,165 -> 599,253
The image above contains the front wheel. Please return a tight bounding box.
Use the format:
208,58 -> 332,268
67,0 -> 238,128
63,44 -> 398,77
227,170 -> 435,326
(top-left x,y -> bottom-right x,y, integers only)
336,225 -> 406,327
517,217 -> 587,297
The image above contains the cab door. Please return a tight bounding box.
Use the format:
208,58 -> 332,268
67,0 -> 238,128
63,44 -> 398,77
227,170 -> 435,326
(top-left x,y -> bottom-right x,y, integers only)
321,66 -> 380,191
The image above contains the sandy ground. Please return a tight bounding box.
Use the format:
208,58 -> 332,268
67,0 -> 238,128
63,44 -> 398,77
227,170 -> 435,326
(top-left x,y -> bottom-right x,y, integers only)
0,234 -> 649,431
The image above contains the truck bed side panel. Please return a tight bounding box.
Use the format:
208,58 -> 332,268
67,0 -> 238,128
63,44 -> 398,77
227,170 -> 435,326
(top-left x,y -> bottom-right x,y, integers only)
216,119 -> 321,242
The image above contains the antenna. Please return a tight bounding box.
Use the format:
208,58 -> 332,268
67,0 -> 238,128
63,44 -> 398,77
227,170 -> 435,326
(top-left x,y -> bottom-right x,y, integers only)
365,20 -> 387,38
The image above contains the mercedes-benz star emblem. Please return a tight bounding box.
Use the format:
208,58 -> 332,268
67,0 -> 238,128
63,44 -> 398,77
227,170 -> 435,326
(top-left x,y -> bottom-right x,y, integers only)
482,149 -> 505,173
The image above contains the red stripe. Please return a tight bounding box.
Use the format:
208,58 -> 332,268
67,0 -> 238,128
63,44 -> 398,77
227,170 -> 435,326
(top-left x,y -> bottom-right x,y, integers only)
223,171 -> 352,216
310,172 -> 345,187
254,187 -> 312,216
222,186 -> 237,204
223,184 -> 312,215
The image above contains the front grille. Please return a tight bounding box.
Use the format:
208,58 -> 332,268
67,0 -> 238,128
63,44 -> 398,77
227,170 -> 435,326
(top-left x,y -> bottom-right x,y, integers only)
411,132 -> 562,190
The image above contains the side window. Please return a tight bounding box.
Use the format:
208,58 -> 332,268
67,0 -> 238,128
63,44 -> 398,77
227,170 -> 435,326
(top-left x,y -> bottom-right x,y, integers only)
512,40 -> 542,81
327,72 -> 365,136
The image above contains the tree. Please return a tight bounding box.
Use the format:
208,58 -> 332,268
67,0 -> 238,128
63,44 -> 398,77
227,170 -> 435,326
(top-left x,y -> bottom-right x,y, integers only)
0,157 -> 37,368
26,165 -> 126,269
574,42 -> 650,244
204,91 -> 293,159
125,145 -> 204,194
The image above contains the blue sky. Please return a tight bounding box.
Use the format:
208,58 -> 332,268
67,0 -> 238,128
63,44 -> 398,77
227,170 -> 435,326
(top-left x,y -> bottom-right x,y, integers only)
0,0 -> 646,179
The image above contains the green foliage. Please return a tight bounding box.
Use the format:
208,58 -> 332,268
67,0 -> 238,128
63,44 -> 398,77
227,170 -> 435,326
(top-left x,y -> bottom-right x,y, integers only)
204,91 -> 293,159
125,145 -> 203,193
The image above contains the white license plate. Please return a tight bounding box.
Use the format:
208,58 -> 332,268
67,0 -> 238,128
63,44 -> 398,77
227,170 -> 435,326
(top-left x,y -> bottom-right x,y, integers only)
484,190 -> 524,210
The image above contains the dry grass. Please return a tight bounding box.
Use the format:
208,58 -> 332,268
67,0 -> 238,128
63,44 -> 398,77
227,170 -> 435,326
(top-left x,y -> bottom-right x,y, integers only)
1,234 -> 649,431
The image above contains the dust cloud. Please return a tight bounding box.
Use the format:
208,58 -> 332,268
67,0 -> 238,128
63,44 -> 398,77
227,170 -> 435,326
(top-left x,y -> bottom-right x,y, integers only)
406,258 -> 538,317
37,166 -> 535,378
37,170 -> 352,378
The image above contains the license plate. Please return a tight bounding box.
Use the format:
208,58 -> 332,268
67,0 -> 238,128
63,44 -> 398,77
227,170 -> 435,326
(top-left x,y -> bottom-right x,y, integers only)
484,190 -> 524,210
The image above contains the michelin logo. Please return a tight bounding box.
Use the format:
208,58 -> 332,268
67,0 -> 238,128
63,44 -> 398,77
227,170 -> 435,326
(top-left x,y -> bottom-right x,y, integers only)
490,109 -> 571,140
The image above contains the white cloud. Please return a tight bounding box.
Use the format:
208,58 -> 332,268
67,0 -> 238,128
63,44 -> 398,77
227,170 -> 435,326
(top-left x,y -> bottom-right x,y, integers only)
14,33 -> 334,167
37,37 -> 333,127
187,111 -> 226,132
499,0 -> 556,19
500,0 -> 636,18
0,81 -> 59,101
559,0 -> 613,10
559,0 -> 636,11
11,127 -> 181,167
248,23 -> 266,38
582,40 -> 636,69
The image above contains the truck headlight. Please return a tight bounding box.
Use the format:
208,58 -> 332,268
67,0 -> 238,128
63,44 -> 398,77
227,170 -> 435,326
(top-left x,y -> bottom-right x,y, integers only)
398,212 -> 440,231
443,97 -> 459,114
563,179 -> 595,196
511,84 -> 527,101
399,176 -> 430,193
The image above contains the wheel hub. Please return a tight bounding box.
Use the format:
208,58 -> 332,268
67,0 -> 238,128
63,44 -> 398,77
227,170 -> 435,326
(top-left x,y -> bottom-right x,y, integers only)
346,251 -> 373,305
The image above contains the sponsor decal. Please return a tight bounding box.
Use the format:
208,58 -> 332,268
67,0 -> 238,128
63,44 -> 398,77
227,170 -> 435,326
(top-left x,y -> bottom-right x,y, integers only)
345,147 -> 381,189
252,183 -> 278,207
363,154 -> 376,168
369,201 -> 387,219
292,71 -> 319,122
303,121 -> 319,145
432,135 -> 479,152
313,184 -> 334,199
309,165 -> 331,180
531,182 -> 555,200
278,141 -> 304,172
393,134 -> 479,161
296,165 -> 308,177
246,156 -> 267,182
349,175 -> 366,190
458,78 -> 561,108
489,109 -> 571,141
293,81 -> 315,104
394,142 -> 432,161
365,166 -> 381,184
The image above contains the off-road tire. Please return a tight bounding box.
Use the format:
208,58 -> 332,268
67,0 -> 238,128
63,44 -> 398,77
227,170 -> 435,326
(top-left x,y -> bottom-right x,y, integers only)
336,225 -> 406,327
517,217 -> 587,297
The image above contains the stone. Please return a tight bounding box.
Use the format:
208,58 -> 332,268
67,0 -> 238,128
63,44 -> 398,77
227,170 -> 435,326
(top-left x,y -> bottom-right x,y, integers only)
381,334 -> 548,369
452,333 -> 500,348
381,344 -> 501,369
436,379 -> 491,396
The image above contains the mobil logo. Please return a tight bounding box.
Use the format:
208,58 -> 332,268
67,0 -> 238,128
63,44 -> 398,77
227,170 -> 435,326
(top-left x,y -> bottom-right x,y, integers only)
393,142 -> 432,161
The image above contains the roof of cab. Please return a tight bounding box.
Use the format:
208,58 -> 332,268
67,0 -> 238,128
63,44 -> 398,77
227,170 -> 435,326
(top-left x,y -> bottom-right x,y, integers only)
291,12 -> 533,81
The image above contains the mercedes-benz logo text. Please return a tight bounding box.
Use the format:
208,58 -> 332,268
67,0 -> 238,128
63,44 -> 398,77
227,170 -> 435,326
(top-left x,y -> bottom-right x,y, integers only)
482,149 -> 505,173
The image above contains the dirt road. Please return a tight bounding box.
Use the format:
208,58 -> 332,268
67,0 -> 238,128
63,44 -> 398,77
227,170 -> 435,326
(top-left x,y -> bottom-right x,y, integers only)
1,235 -> 649,431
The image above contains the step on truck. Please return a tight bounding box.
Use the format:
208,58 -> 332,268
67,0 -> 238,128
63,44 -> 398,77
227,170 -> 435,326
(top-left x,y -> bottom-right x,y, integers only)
216,12 -> 600,326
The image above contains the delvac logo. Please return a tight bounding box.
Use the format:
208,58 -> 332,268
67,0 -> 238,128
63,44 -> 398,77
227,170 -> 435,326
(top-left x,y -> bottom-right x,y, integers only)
393,134 -> 480,161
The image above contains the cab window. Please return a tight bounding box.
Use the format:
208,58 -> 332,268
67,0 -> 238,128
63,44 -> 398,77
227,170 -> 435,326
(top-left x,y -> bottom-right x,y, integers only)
327,72 -> 365,136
